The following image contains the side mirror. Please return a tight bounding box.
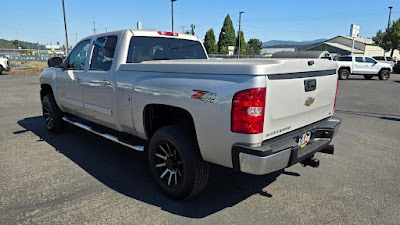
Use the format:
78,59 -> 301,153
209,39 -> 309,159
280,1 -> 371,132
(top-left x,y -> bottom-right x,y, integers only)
48,57 -> 63,68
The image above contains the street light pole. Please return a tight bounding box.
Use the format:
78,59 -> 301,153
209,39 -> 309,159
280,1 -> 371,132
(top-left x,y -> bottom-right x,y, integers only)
384,6 -> 393,57
171,0 -> 177,32
238,11 -> 244,59
62,0 -> 69,55
388,6 -> 393,29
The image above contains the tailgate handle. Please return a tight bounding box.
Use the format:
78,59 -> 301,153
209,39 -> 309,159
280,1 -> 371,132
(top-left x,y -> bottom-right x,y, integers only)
304,79 -> 316,92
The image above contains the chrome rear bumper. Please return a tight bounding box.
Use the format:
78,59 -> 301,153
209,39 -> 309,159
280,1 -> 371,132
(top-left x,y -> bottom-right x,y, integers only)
232,117 -> 341,175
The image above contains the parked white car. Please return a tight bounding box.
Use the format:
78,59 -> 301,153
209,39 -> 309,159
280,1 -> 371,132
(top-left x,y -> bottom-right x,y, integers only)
336,56 -> 392,80
0,57 -> 11,75
372,56 -> 395,68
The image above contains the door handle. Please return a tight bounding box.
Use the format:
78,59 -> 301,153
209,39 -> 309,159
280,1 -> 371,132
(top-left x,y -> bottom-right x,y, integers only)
102,80 -> 111,86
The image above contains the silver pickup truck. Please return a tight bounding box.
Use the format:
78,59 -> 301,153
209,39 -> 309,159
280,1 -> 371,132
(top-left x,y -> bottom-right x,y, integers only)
40,30 -> 341,199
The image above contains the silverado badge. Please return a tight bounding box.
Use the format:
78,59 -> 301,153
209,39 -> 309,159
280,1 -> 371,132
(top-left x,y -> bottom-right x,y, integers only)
304,97 -> 315,107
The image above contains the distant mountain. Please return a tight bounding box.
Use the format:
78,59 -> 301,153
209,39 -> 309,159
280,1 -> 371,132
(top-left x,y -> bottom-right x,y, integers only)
262,38 -> 327,48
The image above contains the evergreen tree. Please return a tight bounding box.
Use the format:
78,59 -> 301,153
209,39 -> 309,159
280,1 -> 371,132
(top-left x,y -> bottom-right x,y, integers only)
247,38 -> 263,55
204,29 -> 218,54
373,18 -> 400,57
217,14 -> 236,53
235,30 -> 247,54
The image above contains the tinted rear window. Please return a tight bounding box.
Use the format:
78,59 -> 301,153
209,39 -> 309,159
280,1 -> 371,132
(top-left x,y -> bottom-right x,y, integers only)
373,57 -> 384,60
127,37 -> 207,63
339,56 -> 352,61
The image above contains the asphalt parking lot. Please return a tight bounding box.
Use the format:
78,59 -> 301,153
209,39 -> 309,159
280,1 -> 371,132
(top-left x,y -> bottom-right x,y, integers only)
1,73 -> 399,224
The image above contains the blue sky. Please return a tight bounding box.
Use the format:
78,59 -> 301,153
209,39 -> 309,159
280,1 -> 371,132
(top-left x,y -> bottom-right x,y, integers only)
1,0 -> 398,46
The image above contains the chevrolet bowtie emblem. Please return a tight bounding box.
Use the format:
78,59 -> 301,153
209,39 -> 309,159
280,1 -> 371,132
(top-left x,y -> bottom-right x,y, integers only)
305,97 -> 315,107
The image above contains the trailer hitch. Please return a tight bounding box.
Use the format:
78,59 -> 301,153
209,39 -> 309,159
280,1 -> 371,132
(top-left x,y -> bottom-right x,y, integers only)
301,156 -> 320,168
320,145 -> 335,155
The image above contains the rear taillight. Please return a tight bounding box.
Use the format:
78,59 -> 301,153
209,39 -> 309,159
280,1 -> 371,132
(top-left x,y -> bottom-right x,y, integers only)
231,88 -> 266,134
157,31 -> 179,36
333,78 -> 339,110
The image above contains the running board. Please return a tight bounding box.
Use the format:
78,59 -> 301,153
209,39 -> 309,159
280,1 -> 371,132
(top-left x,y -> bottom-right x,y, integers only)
62,117 -> 144,152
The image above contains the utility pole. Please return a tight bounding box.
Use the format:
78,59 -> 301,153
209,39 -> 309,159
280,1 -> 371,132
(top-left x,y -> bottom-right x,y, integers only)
171,0 -> 177,32
75,32 -> 78,45
238,11 -> 244,59
181,26 -> 186,34
105,28 -> 108,32
190,24 -> 195,35
61,0 -> 69,55
93,19 -> 96,35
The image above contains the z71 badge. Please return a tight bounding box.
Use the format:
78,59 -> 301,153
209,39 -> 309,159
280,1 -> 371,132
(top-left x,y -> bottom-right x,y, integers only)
191,90 -> 216,103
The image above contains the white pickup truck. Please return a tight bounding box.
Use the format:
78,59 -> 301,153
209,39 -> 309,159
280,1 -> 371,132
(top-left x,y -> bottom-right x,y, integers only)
337,56 -> 392,80
0,57 -> 11,75
40,30 -> 341,199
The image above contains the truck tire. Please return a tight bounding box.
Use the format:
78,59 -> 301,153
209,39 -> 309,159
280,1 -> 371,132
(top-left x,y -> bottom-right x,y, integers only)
148,125 -> 209,200
378,70 -> 390,80
363,75 -> 373,80
42,94 -> 65,133
339,69 -> 350,80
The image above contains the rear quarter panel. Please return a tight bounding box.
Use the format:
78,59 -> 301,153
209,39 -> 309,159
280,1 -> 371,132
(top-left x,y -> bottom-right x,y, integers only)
115,70 -> 267,168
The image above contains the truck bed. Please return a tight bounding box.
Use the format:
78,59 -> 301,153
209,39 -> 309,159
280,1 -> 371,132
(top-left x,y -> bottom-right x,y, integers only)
119,58 -> 337,76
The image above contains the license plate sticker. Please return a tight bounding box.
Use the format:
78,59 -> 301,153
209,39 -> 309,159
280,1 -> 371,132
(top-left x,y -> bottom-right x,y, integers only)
298,132 -> 312,148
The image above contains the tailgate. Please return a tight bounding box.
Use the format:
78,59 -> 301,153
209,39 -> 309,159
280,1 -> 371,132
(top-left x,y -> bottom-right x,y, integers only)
263,70 -> 338,140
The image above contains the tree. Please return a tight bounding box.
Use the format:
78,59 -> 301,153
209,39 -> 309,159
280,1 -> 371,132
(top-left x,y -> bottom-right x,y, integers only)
235,30 -> 247,54
217,14 -> 236,53
373,30 -> 391,53
247,38 -> 263,55
204,29 -> 218,54
373,18 -> 400,57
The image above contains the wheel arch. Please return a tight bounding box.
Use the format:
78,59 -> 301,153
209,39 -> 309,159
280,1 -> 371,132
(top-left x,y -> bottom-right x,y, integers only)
379,67 -> 391,73
339,66 -> 351,73
143,104 -> 197,141
40,84 -> 54,100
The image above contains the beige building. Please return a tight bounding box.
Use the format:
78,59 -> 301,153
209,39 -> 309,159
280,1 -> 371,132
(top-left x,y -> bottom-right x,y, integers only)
306,35 -> 400,58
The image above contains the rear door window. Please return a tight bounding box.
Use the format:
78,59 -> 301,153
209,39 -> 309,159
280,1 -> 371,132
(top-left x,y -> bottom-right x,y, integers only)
355,57 -> 364,63
126,36 -> 207,63
90,35 -> 118,71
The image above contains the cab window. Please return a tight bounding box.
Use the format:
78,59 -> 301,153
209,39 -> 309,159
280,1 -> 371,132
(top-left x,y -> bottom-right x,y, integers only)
66,40 -> 90,70
90,36 -> 118,71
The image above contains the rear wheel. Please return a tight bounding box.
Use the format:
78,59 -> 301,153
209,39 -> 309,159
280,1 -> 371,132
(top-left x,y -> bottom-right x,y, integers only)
363,75 -> 373,80
42,94 -> 65,133
148,125 -> 209,200
339,69 -> 350,80
378,70 -> 390,80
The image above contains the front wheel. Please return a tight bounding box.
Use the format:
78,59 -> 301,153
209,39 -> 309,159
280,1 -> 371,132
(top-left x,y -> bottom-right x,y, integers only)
378,70 -> 390,80
148,125 -> 209,200
42,94 -> 65,133
363,75 -> 373,80
339,69 -> 350,80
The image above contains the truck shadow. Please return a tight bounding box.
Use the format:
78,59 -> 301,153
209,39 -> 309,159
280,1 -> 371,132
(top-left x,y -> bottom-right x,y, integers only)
16,116 -> 286,218
335,110 -> 400,122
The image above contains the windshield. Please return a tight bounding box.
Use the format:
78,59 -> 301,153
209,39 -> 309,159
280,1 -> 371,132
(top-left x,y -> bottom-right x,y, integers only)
126,36 -> 207,63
